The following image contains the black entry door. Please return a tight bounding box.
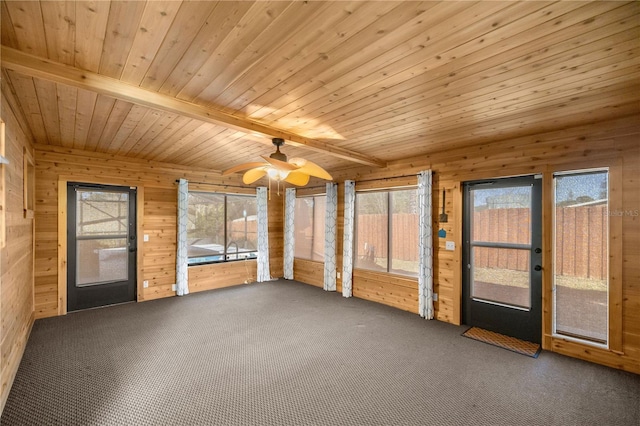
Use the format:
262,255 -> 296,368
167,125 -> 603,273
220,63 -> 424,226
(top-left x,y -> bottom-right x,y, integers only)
67,183 -> 137,312
462,175 -> 542,343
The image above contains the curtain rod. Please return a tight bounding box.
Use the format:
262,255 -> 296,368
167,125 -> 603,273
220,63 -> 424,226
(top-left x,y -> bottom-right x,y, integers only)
175,179 -> 251,189
351,173 -> 420,184
179,172 -> 423,189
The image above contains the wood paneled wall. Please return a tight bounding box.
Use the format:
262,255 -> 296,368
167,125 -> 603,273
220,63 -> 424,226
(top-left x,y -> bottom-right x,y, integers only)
34,145 -> 284,318
1,83 -> 35,411
296,115 -> 639,373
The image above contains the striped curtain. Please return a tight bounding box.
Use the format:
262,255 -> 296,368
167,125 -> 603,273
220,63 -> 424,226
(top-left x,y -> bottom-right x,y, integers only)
341,180 -> 355,297
175,178 -> 189,296
323,182 -> 338,292
418,170 -> 434,319
256,187 -> 271,282
283,188 -> 296,280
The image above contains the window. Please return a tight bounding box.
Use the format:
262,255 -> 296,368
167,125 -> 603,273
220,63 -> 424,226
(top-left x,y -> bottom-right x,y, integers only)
294,195 -> 325,261
355,189 -> 418,276
553,169 -> 609,345
187,192 -> 257,265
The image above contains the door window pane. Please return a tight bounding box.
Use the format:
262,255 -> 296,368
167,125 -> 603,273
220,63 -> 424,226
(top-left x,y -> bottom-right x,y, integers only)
472,247 -> 530,309
554,171 -> 608,344
75,190 -> 129,286
76,190 -> 128,236
294,196 -> 325,261
471,186 -> 531,244
77,238 -> 128,286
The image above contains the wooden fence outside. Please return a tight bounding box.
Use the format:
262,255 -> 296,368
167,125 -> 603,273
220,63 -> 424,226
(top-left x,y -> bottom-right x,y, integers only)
354,206 -> 607,279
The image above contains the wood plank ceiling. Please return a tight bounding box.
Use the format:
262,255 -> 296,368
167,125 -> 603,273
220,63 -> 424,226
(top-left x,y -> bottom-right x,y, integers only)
1,1 -> 639,173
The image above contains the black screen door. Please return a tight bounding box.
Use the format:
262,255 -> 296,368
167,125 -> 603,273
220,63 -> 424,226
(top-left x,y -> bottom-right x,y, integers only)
462,175 -> 542,343
67,183 -> 137,312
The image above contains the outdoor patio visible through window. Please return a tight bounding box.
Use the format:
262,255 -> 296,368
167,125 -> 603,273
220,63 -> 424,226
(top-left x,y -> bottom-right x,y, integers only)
187,192 -> 257,265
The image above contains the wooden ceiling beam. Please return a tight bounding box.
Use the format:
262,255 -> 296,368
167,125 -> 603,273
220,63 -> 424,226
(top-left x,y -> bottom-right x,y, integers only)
0,46 -> 386,168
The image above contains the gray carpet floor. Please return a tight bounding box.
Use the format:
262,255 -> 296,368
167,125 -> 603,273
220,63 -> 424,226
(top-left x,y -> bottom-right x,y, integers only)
2,280 -> 638,425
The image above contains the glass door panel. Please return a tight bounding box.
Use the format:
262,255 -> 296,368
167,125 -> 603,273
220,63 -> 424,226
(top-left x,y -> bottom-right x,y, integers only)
76,190 -> 129,286
472,247 -> 530,309
463,175 -> 542,343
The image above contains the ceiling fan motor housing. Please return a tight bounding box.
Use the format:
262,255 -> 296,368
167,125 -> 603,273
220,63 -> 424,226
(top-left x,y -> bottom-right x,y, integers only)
270,138 -> 287,161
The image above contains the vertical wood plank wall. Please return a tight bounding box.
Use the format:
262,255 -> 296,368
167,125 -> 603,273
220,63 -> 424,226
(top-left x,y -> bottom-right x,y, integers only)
1,87 -> 35,411
297,115 -> 639,373
34,145 -> 283,317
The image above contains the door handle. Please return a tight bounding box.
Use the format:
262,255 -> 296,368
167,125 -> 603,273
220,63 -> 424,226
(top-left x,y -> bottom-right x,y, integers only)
534,265 -> 542,271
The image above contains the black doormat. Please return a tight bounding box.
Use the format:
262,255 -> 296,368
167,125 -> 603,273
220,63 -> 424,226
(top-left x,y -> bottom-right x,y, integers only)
462,327 -> 542,358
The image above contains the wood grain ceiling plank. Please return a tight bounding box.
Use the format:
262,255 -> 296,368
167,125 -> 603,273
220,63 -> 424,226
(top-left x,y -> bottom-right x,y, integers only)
99,0 -> 147,78
197,1 -> 329,104
283,1 -> 574,129
187,137 -> 255,168
40,1 -> 75,66
1,2 -> 19,48
140,1 -> 222,92
33,78 -> 62,145
4,70 -> 48,143
209,0 -> 370,109
136,116 -> 202,159
150,122 -> 217,163
120,0 -> 182,85
174,129 -> 250,165
165,125 -> 237,164
355,93 -> 640,159
1,46 -> 385,166
334,42 -> 640,144
74,0 -> 110,73
73,88 -> 98,150
56,83 -> 77,148
105,104 -> 149,153
257,0 -> 512,125
95,100 -> 135,153
243,1 -> 432,121
177,1 -> 293,103
332,17 -> 640,138
116,108 -> 163,156
337,43 -> 640,141
85,95 -> 116,152
3,1 -> 47,57
124,111 -> 178,157
1,69 -> 37,143
313,4 -> 637,131
159,1 -> 255,97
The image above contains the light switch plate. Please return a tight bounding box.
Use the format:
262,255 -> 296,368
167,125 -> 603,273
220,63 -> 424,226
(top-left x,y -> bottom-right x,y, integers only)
143,280 -> 149,288
143,234 -> 149,242
445,241 -> 455,250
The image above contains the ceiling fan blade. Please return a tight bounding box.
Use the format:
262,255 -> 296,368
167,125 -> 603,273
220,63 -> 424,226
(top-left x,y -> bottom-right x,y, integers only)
243,168 -> 268,184
284,171 -> 310,186
261,155 -> 298,171
289,158 -> 333,180
222,162 -> 268,176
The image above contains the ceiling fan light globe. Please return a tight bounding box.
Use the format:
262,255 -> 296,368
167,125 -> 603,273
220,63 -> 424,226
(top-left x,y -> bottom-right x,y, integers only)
266,168 -> 290,181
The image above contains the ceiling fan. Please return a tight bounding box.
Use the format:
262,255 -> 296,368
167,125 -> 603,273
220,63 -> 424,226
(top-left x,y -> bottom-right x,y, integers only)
222,138 -> 333,186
